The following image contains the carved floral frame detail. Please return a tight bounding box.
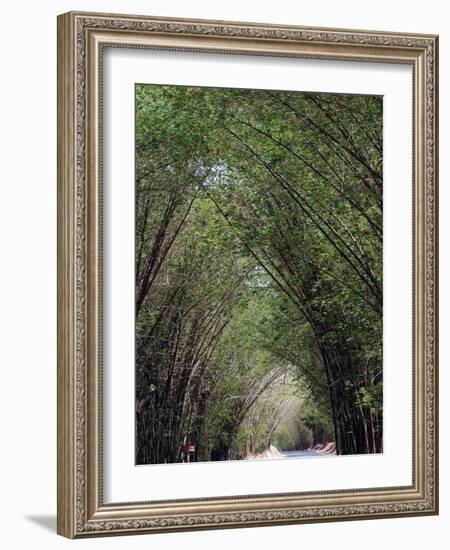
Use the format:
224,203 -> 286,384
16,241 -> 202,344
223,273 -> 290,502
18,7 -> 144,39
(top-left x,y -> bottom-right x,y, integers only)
57,11 -> 438,538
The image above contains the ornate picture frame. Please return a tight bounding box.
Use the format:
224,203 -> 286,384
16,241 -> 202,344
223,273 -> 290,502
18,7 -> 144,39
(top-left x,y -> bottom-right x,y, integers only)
57,11 -> 438,538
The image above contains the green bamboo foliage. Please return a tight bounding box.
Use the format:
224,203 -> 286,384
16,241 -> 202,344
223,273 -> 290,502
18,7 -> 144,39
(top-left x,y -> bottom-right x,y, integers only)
135,84 -> 383,464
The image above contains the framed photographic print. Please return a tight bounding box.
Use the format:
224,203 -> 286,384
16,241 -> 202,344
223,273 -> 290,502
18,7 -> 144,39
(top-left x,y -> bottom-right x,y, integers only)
57,11 -> 439,538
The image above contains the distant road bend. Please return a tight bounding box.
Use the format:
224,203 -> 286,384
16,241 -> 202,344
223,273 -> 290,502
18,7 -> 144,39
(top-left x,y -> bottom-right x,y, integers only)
281,450 -> 326,459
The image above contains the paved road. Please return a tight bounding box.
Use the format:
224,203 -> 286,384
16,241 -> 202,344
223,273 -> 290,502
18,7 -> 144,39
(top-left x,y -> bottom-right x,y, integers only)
281,450 -> 325,459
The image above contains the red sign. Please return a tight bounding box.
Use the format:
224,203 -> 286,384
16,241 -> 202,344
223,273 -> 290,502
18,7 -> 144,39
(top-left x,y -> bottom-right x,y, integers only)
187,444 -> 195,452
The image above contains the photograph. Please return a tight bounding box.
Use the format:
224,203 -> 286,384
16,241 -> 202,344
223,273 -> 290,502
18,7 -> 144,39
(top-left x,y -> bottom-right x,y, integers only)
135,84 -> 383,466
0,0 -> 444,546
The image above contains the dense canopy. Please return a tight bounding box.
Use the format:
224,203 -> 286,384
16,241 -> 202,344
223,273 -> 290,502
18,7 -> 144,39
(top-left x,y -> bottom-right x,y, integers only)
135,84 -> 383,465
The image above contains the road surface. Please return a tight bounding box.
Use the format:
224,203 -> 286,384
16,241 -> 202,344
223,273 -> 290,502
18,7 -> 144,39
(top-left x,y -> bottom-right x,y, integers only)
281,450 -> 325,459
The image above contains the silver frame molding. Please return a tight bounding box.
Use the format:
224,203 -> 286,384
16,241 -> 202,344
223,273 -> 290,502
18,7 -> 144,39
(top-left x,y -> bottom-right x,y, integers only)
57,11 -> 439,538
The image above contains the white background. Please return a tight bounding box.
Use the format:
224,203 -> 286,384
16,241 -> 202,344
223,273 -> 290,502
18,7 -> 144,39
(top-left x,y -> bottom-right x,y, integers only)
103,49 -> 412,502
0,0 -> 446,548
